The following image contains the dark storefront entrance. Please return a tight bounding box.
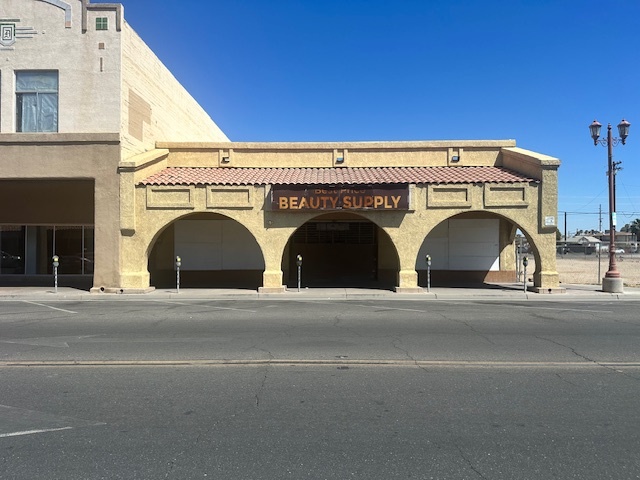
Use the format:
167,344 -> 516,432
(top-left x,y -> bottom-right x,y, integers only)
287,221 -> 381,287
275,184 -> 405,289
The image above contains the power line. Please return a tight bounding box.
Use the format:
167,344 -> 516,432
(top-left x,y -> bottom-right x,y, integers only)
559,211 -> 640,216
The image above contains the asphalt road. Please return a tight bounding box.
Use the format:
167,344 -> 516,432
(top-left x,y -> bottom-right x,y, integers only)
1,299 -> 640,479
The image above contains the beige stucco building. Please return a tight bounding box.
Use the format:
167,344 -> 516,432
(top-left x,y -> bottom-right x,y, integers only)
0,0 -> 562,294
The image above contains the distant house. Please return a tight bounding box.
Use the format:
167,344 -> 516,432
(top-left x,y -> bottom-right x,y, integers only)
592,231 -> 636,245
559,236 -> 601,254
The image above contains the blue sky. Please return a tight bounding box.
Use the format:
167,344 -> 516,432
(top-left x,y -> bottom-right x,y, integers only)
114,0 -> 639,235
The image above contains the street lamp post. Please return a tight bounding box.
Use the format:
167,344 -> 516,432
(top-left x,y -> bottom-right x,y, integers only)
589,119 -> 630,293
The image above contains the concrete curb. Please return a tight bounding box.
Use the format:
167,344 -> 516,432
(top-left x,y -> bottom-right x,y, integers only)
1,283 -> 639,302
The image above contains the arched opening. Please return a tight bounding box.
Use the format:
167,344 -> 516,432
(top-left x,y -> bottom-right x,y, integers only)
148,212 -> 264,289
282,213 -> 399,289
417,211 -> 526,286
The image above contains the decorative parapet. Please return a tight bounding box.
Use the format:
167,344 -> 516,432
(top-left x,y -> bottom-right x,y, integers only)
37,0 -> 72,28
501,147 -> 560,231
119,148 -> 170,183
119,149 -> 169,234
427,185 -> 472,208
156,140 -> 518,169
82,0 -> 122,32
206,187 -> 253,209
500,147 -> 560,180
484,184 -> 528,208
146,185 -> 195,210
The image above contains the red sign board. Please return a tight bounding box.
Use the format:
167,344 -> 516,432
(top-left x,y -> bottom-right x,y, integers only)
272,185 -> 409,211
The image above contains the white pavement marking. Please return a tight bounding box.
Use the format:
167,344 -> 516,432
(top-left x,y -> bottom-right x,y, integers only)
150,300 -> 257,313
0,335 -> 101,348
290,300 -> 427,313
350,303 -> 427,313
508,305 -> 613,314
435,301 -> 613,314
0,404 -> 106,439
0,426 -> 73,438
21,301 -> 77,314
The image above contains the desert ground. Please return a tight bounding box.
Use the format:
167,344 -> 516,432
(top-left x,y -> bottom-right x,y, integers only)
529,253 -> 640,287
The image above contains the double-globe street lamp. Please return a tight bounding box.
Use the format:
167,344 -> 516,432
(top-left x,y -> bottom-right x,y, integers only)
589,118 -> 631,293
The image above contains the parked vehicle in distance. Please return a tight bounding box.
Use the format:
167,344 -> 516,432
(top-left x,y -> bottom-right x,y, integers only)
1,250 -> 23,273
614,248 -> 625,254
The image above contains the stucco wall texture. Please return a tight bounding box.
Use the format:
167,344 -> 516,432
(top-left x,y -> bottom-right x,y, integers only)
0,1 -> 561,294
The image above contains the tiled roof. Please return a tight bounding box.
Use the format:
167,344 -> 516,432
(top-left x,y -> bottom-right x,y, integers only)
139,166 -> 537,186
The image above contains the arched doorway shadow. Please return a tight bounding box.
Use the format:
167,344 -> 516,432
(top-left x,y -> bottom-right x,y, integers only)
282,213 -> 399,289
148,212 -> 264,289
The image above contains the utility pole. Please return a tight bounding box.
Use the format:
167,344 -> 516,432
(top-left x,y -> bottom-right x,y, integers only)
564,211 -> 568,254
599,204 -> 602,232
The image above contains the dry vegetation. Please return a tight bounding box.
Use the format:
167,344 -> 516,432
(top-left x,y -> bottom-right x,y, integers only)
530,254 -> 640,287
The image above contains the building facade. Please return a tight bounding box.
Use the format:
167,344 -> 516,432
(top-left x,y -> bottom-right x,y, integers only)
0,0 -> 227,288
1,0 -> 563,293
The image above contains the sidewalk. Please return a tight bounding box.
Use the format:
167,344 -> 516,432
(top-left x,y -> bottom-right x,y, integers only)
1,283 -> 639,301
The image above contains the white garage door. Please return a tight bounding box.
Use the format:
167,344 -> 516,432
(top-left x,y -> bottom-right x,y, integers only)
419,218 -> 499,271
174,219 -> 264,271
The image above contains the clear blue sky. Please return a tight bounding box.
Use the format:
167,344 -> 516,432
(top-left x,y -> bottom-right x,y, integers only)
113,0 -> 639,235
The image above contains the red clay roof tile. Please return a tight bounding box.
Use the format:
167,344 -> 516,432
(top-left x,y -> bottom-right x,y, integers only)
139,166 -> 536,186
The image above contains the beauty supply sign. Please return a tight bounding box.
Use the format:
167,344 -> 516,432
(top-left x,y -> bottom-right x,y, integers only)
271,185 -> 409,211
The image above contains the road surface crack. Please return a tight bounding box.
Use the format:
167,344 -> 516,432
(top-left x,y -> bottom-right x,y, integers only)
535,336 -> 640,382
555,373 -> 578,386
534,336 -> 597,364
391,337 -> 430,373
451,318 -> 496,345
332,315 -> 364,337
255,363 -> 270,407
455,445 -> 488,479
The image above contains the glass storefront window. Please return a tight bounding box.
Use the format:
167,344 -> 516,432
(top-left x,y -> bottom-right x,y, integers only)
0,226 -> 26,274
0,225 -> 94,276
83,227 -> 95,274
56,226 -> 84,274
23,226 -> 53,274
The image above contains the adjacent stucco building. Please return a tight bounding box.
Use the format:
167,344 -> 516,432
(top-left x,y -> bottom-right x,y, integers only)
1,0 -> 563,294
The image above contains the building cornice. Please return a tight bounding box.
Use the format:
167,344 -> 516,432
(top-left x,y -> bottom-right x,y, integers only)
0,133 -> 120,145
156,140 -> 518,151
501,147 -> 560,168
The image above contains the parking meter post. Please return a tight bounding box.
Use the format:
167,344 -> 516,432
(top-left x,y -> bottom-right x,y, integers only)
522,256 -> 528,293
516,237 -> 522,282
296,254 -> 303,293
175,256 -> 181,293
425,255 -> 432,293
52,255 -> 59,293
